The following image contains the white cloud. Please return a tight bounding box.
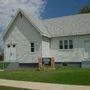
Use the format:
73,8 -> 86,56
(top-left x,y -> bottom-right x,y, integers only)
0,0 -> 46,29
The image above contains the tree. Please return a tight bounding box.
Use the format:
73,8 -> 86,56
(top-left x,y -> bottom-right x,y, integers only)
79,5 -> 90,14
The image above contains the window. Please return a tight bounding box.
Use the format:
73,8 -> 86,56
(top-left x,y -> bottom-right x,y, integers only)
64,40 -> 68,49
59,40 -> 73,49
69,40 -> 73,49
7,45 -> 10,48
31,42 -> 35,52
13,44 -> 16,48
59,40 -> 63,49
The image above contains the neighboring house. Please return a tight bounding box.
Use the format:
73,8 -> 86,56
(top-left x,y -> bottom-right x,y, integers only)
3,9 -> 90,67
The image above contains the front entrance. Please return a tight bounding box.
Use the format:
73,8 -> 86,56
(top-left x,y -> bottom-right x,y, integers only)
84,40 -> 90,61
5,44 -> 16,62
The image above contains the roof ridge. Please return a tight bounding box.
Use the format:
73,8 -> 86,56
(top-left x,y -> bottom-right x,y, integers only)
3,8 -> 51,38
44,13 -> 90,37
44,13 -> 90,22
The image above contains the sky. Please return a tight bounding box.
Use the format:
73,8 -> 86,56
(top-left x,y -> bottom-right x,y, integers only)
0,0 -> 90,30
42,0 -> 90,19
0,0 -> 46,30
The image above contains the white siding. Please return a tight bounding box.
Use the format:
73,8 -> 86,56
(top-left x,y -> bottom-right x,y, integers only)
50,35 -> 90,62
4,13 -> 42,63
4,11 -> 90,63
42,36 -> 51,57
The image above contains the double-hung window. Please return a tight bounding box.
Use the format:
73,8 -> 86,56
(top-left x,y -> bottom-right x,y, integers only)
64,40 -> 68,49
31,42 -> 35,52
59,40 -> 63,49
69,40 -> 73,49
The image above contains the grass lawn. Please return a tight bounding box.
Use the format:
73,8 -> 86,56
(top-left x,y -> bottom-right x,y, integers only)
0,62 -> 10,69
0,86 -> 31,90
0,68 -> 90,85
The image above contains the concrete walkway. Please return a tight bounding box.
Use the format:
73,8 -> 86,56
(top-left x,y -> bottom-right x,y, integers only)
0,79 -> 90,90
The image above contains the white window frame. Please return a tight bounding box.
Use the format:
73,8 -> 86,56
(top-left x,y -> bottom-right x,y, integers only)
59,40 -> 73,50
30,42 -> 35,53
69,40 -> 73,49
64,40 -> 68,49
59,40 -> 63,49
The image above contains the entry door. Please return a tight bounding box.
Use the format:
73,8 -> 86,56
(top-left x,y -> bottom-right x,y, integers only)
6,44 -> 16,62
10,44 -> 16,61
84,41 -> 90,61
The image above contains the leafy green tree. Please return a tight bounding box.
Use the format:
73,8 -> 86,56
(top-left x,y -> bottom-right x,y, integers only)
79,5 -> 90,14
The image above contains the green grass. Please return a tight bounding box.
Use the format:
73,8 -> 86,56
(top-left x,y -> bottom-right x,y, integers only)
0,62 -> 10,69
0,86 -> 31,90
0,68 -> 90,85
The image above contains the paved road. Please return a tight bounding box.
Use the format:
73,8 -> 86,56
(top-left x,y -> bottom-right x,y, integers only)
0,79 -> 90,90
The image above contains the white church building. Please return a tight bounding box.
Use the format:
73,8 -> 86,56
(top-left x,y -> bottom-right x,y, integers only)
3,9 -> 90,67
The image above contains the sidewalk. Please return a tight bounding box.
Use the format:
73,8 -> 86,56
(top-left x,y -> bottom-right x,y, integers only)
0,79 -> 90,90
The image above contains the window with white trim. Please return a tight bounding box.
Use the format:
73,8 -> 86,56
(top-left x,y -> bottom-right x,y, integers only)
31,42 -> 35,52
69,40 -> 73,49
59,40 -> 63,49
64,40 -> 68,49
59,40 -> 73,49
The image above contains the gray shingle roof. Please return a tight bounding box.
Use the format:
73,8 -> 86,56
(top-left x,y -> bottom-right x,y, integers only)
3,9 -> 51,38
44,13 -> 90,37
3,9 -> 90,38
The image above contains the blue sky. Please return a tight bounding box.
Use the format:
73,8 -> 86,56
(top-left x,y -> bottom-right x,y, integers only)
42,0 -> 90,19
0,0 -> 90,30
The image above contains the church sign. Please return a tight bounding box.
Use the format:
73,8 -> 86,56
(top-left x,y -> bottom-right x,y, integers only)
42,58 -> 51,65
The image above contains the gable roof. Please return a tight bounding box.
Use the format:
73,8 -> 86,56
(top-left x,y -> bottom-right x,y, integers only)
3,9 -> 90,39
44,13 -> 90,37
3,9 -> 51,39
